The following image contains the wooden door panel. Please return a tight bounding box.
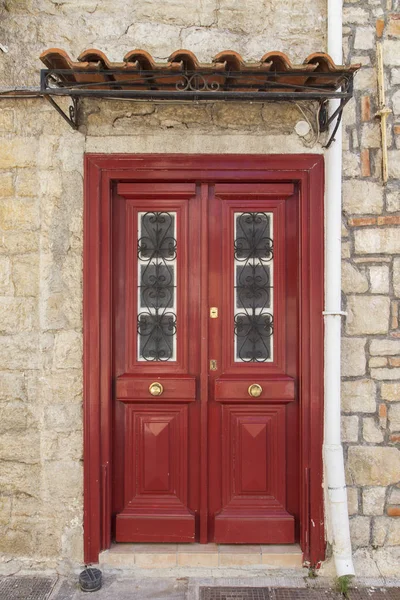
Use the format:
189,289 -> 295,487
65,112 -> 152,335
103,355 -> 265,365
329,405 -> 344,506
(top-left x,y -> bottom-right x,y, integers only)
115,403 -> 195,542
208,183 -> 297,544
215,377 -> 295,402
116,376 -> 196,401
113,184 -> 201,542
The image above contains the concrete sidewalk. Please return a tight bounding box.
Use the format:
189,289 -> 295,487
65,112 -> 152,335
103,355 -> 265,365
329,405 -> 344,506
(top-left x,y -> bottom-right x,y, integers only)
1,574 -> 400,600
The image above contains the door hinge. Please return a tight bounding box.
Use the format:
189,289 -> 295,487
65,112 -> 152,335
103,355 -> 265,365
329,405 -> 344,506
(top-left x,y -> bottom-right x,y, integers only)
210,307 -> 218,319
210,359 -> 217,371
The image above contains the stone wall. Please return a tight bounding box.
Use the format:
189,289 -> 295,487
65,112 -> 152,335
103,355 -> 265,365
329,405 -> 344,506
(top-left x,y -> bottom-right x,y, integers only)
337,0 -> 400,578
0,0 -> 399,577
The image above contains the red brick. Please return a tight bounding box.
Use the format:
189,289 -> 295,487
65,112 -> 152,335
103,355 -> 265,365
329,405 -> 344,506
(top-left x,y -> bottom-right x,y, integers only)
390,434 -> 400,442
361,96 -> 371,122
348,217 -> 378,227
379,403 -> 387,418
377,215 -> 400,225
391,332 -> 400,339
389,357 -> 400,367
394,124 -> 400,135
376,18 -> 385,38
361,149 -> 371,177
387,506 -> 400,517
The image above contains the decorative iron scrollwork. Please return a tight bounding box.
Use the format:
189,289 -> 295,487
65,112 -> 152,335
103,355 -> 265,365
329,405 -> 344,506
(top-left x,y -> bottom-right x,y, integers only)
137,212 -> 177,361
176,74 -> 220,92
234,212 -> 274,362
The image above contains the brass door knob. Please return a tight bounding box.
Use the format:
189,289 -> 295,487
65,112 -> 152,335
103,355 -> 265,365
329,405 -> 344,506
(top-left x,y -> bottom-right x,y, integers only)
248,383 -> 263,397
149,382 -> 164,396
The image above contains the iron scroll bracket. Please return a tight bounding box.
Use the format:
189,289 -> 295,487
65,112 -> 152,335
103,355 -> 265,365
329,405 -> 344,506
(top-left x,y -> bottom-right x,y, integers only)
44,94 -> 79,130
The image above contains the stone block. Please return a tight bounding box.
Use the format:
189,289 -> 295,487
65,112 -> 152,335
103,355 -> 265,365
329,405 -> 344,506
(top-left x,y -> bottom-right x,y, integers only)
386,519 -> 400,545
341,415 -> 359,442
53,330 -> 82,370
0,496 -> 12,527
342,379 -> 376,414
341,337 -> 366,377
0,528 -> 35,557
346,295 -> 390,335
374,546 -> 400,576
0,172 -> 14,197
370,368 -> 400,381
15,169 -> 37,198
0,297 -> 37,334
342,180 -> 383,214
370,339 -> 400,356
41,430 -> 82,461
44,404 -> 82,433
362,487 -> 386,515
383,40 -> 400,66
341,262 -> 368,294
343,6 -> 369,24
0,333 -> 40,370
40,253 -> 82,330
393,90 -> 400,117
38,370 -> 82,405
393,257 -> 400,297
0,138 -> 38,169
368,265 -> 389,294
386,190 -> 400,213
389,403 -> 400,431
349,516 -> 370,547
0,255 -> 13,295
363,417 -> 384,443
388,15 -> 400,36
0,199 -> 39,231
388,150 -> 400,179
0,372 -> 26,402
347,487 -> 359,516
360,122 -> 382,149
12,255 -> 39,297
0,431 -> 40,464
347,446 -> 400,486
0,461 -> 41,498
0,403 -> 30,434
0,110 -> 14,132
212,103 -> 263,129
354,27 -> 375,50
372,516 -> 387,546
389,487 -> 400,504
381,382 -> 400,401
42,460 -> 82,505
369,357 -> 387,368
0,231 -> 39,255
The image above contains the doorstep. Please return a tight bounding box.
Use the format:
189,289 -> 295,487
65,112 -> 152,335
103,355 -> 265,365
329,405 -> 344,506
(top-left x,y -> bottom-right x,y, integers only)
99,543 -> 303,569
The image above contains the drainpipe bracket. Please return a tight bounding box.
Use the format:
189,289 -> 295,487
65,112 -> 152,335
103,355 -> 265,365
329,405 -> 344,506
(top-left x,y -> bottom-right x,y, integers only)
323,311 -> 347,317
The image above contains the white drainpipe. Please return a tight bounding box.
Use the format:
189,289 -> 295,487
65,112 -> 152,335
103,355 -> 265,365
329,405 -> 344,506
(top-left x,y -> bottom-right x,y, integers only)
323,0 -> 355,577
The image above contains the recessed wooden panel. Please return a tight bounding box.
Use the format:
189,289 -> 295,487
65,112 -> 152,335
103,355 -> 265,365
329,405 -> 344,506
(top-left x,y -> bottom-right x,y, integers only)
116,376 -> 196,401
125,404 -> 188,504
222,404 -> 286,508
115,403 -> 195,542
215,377 -> 294,402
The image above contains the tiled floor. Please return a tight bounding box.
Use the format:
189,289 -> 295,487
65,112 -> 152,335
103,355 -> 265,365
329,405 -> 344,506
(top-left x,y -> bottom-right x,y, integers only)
99,543 -> 304,569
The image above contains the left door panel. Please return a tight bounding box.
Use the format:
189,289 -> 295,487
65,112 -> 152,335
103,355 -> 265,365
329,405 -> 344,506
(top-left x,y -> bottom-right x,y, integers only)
112,183 -> 201,542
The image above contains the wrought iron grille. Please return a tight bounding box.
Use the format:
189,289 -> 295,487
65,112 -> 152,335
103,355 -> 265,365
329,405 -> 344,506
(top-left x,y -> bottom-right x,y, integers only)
137,211 -> 177,361
234,212 -> 274,362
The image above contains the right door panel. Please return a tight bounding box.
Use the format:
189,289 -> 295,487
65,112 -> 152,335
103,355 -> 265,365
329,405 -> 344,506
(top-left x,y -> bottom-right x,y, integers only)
208,182 -> 299,543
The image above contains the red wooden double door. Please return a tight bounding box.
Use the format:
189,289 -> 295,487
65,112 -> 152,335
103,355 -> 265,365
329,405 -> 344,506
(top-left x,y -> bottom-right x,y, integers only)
112,179 -> 301,545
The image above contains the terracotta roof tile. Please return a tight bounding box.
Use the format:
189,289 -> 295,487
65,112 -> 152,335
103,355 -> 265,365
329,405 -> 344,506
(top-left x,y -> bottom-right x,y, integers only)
39,48 -> 360,93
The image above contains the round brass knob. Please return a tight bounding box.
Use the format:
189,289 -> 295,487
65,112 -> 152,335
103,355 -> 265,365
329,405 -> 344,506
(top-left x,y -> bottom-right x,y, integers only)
248,383 -> 263,398
149,382 -> 164,396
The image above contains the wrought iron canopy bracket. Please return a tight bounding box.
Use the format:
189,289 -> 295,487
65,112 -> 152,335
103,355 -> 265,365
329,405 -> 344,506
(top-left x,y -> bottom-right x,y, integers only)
36,67 -> 356,138
44,94 -> 79,130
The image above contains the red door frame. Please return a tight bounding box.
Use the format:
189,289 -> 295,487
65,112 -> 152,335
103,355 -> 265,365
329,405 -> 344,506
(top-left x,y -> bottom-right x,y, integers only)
83,154 -> 325,565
